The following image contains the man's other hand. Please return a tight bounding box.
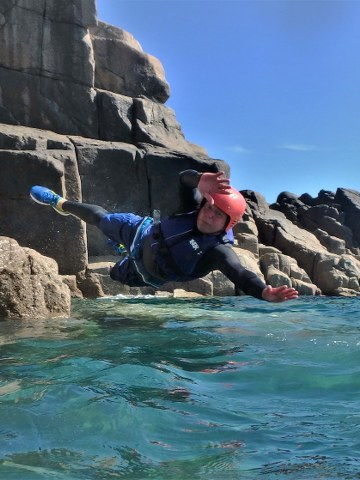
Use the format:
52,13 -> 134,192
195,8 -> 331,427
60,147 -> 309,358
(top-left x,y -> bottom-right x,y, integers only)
262,285 -> 299,302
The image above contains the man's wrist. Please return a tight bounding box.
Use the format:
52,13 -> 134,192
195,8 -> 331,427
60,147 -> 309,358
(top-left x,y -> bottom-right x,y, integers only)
261,286 -> 269,301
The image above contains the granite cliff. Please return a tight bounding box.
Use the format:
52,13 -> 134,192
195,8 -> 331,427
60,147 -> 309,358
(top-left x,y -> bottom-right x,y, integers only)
0,0 -> 359,318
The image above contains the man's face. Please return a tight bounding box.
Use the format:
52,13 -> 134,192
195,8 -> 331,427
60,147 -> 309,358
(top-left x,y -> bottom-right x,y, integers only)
197,201 -> 228,234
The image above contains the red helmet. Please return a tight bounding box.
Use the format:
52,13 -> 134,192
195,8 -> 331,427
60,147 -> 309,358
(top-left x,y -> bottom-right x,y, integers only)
212,187 -> 247,231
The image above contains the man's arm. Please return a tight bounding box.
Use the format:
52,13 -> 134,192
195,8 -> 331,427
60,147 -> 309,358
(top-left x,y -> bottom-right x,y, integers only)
196,245 -> 298,302
178,170 -> 203,212
179,170 -> 231,211
179,169 -> 202,189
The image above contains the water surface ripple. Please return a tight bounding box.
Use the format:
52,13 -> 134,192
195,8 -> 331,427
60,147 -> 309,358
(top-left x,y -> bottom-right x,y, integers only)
0,296 -> 359,479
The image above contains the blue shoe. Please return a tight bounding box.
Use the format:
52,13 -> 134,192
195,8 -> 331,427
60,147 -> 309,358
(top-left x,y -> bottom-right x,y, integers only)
30,186 -> 69,216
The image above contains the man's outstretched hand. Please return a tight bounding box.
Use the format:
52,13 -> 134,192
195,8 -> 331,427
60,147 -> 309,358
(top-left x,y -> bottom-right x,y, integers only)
198,172 -> 230,205
262,285 -> 299,302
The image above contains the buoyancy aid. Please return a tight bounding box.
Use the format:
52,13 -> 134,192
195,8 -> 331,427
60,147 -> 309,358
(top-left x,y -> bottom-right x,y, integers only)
149,210 -> 234,282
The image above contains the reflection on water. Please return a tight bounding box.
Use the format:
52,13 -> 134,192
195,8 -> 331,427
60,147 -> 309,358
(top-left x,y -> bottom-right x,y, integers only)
0,296 -> 359,479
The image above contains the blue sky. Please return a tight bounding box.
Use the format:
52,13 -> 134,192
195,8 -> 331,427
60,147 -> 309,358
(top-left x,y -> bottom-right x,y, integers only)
96,0 -> 360,203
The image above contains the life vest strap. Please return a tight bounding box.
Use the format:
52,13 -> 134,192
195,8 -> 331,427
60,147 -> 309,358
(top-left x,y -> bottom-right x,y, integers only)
130,217 -> 165,288
151,223 -> 188,279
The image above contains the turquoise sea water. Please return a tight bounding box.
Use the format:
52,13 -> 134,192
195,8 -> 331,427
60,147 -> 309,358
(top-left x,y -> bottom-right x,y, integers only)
0,296 -> 359,480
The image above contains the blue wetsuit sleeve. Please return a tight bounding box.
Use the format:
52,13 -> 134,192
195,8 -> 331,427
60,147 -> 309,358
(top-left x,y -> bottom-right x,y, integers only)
195,244 -> 267,299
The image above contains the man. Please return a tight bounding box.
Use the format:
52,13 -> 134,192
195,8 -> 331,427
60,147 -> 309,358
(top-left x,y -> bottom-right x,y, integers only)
30,170 -> 298,302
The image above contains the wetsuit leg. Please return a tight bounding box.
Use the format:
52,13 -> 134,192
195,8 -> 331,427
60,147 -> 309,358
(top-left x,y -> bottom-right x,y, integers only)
98,213 -> 147,287
62,201 -> 108,227
98,213 -> 144,251
62,201 -> 144,252
62,201 -> 147,287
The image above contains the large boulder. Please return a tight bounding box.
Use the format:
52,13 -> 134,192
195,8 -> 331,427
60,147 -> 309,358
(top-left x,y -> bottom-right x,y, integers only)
255,208 -> 327,273
299,192 -> 316,206
0,1 -> 96,77
96,90 -> 134,143
0,0 -> 98,137
142,144 -> 228,216
254,208 -> 360,295
234,206 -> 259,256
300,207 -> 354,248
335,188 -> 360,246
0,124 -> 87,274
210,247 -> 265,296
90,21 -> 170,103
241,190 -> 270,216
42,1 -> 97,27
0,68 -> 98,137
300,190 -> 338,207
133,98 -> 207,156
313,229 -> 346,255
316,189 -> 337,205
260,252 -> 319,295
69,137 -> 150,256
235,233 -> 259,256
0,236 -> 71,319
233,207 -> 258,236
312,253 -> 360,294
70,137 -> 149,213
93,89 -> 209,155
273,190 -> 357,250
234,247 -> 264,278
272,191 -> 308,224
207,270 -> 235,296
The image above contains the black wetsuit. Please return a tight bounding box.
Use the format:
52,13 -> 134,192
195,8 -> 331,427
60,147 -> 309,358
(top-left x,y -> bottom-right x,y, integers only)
176,170 -> 266,299
62,170 -> 266,298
